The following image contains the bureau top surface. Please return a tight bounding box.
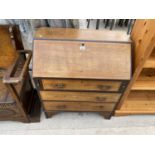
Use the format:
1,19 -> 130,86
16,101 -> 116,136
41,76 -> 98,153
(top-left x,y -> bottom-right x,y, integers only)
35,28 -> 131,42
33,28 -> 131,80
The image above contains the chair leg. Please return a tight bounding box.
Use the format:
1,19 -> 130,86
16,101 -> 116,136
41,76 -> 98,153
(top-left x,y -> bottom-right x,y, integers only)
125,19 -> 129,26
105,19 -> 110,28
110,19 -> 115,30
87,19 -> 90,28
96,19 -> 100,29
118,19 -> 123,27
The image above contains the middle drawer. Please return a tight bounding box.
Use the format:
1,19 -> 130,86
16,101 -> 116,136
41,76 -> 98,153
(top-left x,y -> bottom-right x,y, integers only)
40,91 -> 121,102
41,79 -> 122,92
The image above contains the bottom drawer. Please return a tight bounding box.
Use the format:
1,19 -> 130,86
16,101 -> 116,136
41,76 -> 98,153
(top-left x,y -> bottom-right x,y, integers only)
43,101 -> 115,112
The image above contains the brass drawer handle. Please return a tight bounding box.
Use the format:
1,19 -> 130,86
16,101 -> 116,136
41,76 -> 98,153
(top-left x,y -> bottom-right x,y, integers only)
97,85 -> 111,90
53,83 -> 66,89
96,96 -> 106,102
56,105 -> 66,109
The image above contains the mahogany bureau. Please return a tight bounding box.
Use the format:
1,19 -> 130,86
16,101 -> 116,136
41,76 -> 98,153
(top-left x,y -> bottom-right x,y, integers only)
33,28 -> 132,119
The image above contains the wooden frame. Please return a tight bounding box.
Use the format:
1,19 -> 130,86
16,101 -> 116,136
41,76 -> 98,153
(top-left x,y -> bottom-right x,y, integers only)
115,19 -> 155,115
0,25 -> 41,122
33,28 -> 132,119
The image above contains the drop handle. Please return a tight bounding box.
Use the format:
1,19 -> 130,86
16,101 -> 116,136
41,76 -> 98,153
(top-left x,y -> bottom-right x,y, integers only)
57,105 -> 66,109
96,97 -> 106,102
97,85 -> 111,90
53,83 -> 66,89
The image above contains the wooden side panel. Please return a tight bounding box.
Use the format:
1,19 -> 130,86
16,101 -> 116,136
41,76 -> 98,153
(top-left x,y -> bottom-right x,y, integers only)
144,49 -> 155,68
131,20 -> 155,69
0,78 -> 22,120
115,90 -> 155,115
0,26 -> 18,69
132,69 -> 155,90
116,19 -> 155,115
0,79 -> 14,103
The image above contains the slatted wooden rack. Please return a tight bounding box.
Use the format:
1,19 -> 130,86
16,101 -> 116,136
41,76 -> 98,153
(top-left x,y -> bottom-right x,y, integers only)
115,19 -> 155,115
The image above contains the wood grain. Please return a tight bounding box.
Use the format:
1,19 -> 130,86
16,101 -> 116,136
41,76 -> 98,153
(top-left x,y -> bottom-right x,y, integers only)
115,90 -> 155,115
0,25 -> 40,122
116,19 -> 155,113
42,79 -> 122,92
43,101 -> 115,111
0,78 -> 14,103
132,69 -> 155,90
132,20 -> 155,69
40,91 -> 121,102
33,40 -> 131,80
33,28 -> 131,119
35,28 -> 131,42
143,49 -> 155,68
0,26 -> 18,69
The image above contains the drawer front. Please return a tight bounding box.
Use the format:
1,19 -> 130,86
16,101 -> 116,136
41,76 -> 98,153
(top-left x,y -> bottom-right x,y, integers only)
43,101 -> 115,112
40,91 -> 121,102
42,79 -> 122,92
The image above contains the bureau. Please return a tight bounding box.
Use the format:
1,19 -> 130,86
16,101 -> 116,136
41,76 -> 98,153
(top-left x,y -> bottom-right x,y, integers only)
33,28 -> 132,119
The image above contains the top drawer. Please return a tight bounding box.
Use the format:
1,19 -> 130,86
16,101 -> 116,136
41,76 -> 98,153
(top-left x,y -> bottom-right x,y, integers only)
41,79 -> 122,92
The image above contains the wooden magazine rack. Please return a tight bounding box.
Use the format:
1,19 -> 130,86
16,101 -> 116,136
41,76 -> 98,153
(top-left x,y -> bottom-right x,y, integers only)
0,25 -> 40,122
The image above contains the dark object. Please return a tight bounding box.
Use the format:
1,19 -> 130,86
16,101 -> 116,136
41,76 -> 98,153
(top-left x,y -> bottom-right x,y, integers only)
118,19 -> 124,27
124,19 -> 129,26
96,19 -> 100,29
0,25 -> 41,123
110,19 -> 115,30
105,19 -> 110,28
127,19 -> 135,34
87,19 -> 90,28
